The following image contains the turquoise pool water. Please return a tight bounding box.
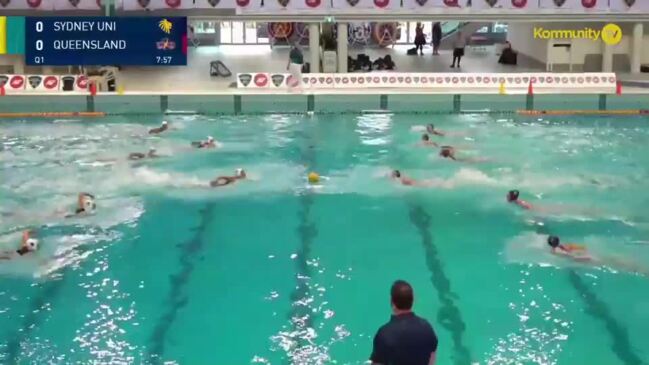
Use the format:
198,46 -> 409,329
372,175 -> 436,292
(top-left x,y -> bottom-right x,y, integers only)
1,113 -> 649,365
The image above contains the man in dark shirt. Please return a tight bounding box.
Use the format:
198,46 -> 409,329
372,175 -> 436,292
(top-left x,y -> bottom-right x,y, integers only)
370,280 -> 438,365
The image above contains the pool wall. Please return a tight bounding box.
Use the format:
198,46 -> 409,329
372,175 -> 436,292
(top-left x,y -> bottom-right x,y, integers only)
0,94 -> 647,115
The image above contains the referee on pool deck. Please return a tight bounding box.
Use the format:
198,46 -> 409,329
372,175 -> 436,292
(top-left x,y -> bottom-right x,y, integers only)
370,280 -> 438,365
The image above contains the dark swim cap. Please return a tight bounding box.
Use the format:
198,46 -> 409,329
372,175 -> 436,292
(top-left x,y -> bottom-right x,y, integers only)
548,235 -> 560,248
440,147 -> 451,157
507,190 -> 519,201
393,170 -> 401,178
422,134 -> 430,141
428,123 -> 434,130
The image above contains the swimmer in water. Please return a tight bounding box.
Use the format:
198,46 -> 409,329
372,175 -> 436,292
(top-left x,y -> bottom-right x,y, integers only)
507,190 -> 533,210
439,146 -> 457,160
149,121 -> 169,135
391,170 -> 418,186
192,136 -> 217,149
547,235 -> 591,261
0,230 -> 39,260
128,147 -> 158,161
420,134 -> 438,147
66,192 -> 96,218
210,168 -> 246,187
426,123 -> 445,136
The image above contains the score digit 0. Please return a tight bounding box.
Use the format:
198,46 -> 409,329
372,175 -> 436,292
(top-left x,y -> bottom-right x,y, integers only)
36,21 -> 43,32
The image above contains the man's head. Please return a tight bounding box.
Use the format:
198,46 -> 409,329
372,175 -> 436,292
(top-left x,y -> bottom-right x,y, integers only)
391,280 -> 414,313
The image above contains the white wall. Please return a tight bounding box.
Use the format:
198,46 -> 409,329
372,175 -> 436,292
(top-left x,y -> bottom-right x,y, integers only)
507,22 -> 642,69
507,23 -> 547,63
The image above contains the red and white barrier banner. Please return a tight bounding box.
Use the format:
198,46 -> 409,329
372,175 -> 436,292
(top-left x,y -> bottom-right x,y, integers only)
237,73 -> 271,88
60,75 -> 89,92
193,0 -> 236,8
331,0 -> 400,10
539,0 -> 607,10
609,0 -> 649,11
255,0 -> 330,11
0,0 -> 53,9
24,75 -> 60,92
52,0 -> 101,9
237,72 -> 617,92
0,75 -> 26,94
470,0 -> 538,10
234,0 -> 260,12
122,0 -> 191,10
403,0 -> 467,9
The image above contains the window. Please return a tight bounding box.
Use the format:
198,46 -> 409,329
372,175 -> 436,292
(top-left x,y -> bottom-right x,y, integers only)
219,21 -> 269,45
493,22 -> 508,33
476,26 -> 489,34
195,21 -> 216,34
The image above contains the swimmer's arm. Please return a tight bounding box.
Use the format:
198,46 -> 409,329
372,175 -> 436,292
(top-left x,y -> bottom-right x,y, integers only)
518,200 -> 532,210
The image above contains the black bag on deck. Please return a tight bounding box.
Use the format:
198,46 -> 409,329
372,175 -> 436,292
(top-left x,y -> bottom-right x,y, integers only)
407,47 -> 417,55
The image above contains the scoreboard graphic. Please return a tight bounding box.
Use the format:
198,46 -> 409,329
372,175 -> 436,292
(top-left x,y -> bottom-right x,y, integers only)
0,16 -> 187,66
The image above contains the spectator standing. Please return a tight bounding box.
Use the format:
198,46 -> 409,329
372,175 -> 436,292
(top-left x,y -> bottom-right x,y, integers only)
414,23 -> 426,56
370,280 -> 438,365
451,31 -> 467,68
432,22 -> 442,56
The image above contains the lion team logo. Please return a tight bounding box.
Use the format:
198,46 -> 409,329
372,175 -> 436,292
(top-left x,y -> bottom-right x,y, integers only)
346,0 -> 360,6
207,0 -> 220,6
277,0 -> 289,6
305,0 -> 320,7
159,19 -> 173,33
582,0 -> 596,7
443,0 -> 458,5
165,0 -> 181,6
238,74 -> 252,87
236,0 -> 250,5
0,0 -> 9,7
28,76 -> 42,89
512,0 -> 526,7
374,0 -> 389,7
0,76 -> 8,87
415,0 -> 427,5
484,0 -> 497,6
623,0 -> 635,5
553,0 -> 566,6
271,74 -> 285,87
137,0 -> 150,7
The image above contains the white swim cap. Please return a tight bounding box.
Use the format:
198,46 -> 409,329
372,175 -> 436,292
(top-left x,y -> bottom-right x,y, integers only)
26,238 -> 39,251
236,168 -> 244,176
162,121 -> 168,125
208,136 -> 214,142
149,146 -> 156,152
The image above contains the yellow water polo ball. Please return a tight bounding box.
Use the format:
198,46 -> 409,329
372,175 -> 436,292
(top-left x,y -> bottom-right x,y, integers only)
308,172 -> 320,183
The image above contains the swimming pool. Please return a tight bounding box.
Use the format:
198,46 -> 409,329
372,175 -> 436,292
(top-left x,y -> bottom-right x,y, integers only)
1,112 -> 649,365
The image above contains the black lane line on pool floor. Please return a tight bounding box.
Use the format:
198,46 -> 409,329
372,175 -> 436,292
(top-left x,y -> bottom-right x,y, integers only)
283,131 -> 320,365
568,271 -> 645,365
3,278 -> 67,363
408,204 -> 472,365
535,223 -> 644,365
146,204 -> 215,363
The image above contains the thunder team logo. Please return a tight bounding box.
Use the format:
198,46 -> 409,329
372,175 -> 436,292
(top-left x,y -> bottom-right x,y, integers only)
158,19 -> 173,34
156,38 -> 176,50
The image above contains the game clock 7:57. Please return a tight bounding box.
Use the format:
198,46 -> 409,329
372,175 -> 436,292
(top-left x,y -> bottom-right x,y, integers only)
156,56 -> 173,64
